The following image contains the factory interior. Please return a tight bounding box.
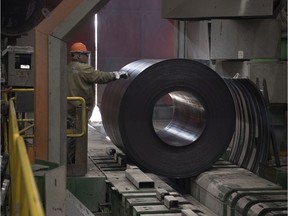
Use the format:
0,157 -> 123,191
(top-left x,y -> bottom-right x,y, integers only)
1,0 -> 287,215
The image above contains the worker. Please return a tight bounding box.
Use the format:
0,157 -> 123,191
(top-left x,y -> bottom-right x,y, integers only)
67,42 -> 128,163
67,42 -> 128,119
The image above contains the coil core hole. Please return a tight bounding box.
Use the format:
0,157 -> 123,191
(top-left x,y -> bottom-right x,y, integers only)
152,91 -> 207,147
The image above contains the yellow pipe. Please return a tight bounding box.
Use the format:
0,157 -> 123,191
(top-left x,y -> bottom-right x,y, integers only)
8,99 -> 45,216
17,136 -> 44,215
22,135 -> 35,139
10,88 -> 34,92
19,124 -> 35,135
17,119 -> 34,122
9,88 -> 87,137
6,88 -> 87,137
67,96 -> 87,138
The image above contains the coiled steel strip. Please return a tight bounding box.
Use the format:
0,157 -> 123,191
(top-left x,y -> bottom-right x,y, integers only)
101,59 -> 236,177
225,79 -> 270,173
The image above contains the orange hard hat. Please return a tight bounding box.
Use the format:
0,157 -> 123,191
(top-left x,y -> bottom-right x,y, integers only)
70,42 -> 89,53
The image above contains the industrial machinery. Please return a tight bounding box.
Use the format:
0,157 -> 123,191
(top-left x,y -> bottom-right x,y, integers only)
1,0 -> 287,215
2,46 -> 34,87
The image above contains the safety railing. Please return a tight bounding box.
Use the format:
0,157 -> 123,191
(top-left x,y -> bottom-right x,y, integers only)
66,96 -> 87,138
8,99 -> 45,216
4,89 -> 86,138
11,97 -> 87,138
4,88 -> 87,216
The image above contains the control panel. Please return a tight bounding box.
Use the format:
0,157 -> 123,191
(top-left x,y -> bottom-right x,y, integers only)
2,46 -> 34,87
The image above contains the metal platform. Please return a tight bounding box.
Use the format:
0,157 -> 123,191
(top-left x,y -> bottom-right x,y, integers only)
87,122 -> 217,216
85,121 -> 287,216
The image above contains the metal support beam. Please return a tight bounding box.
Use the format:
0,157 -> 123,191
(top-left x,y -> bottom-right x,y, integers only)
162,0 -> 283,19
34,0 -> 109,163
65,190 -> 95,216
48,36 -> 67,164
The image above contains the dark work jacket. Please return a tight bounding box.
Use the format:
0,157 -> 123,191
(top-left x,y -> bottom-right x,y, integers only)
67,61 -> 116,118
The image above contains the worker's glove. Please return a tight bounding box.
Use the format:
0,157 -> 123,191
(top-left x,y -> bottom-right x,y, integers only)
113,71 -> 129,79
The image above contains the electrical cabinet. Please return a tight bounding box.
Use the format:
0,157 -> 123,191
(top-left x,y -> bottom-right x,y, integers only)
2,46 -> 34,87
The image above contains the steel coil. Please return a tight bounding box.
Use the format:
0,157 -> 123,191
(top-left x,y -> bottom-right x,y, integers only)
225,79 -> 270,173
101,59 -> 236,177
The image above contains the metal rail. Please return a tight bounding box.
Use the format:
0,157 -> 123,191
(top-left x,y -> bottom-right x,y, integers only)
66,96 -> 87,138
8,99 -> 45,216
4,89 -> 87,138
3,88 -> 86,214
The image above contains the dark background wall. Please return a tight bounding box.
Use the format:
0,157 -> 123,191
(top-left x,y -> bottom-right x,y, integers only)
67,18 -> 96,64
67,0 -> 176,105
97,0 -> 175,70
97,0 -> 176,105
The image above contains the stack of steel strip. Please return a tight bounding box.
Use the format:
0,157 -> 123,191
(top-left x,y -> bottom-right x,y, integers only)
225,79 -> 270,173
101,59 -> 271,177
101,59 -> 236,178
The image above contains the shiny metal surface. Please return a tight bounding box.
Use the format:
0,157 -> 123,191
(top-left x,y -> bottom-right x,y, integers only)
225,79 -> 271,173
155,91 -> 207,147
101,59 -> 236,177
101,59 -> 272,177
